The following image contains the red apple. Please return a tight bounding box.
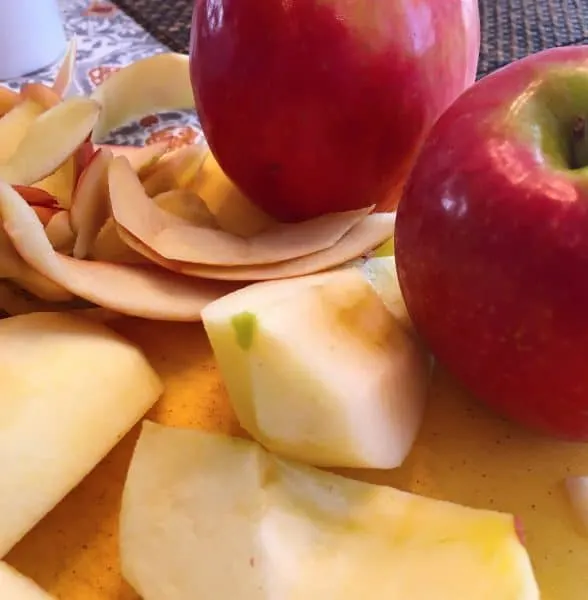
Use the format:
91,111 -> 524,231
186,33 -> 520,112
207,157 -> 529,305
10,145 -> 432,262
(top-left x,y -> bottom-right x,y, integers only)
190,0 -> 480,222
395,46 -> 588,441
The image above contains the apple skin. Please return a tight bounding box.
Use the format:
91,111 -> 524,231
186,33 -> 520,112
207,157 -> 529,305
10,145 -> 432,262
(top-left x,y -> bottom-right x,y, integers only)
190,0 -> 480,222
395,46 -> 588,441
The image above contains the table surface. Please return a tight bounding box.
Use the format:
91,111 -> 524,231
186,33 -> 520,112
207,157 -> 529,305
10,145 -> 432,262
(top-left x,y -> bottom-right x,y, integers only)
0,0 -> 200,148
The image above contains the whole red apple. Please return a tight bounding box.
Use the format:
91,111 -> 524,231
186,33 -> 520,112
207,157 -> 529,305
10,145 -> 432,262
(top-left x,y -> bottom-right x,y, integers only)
190,0 -> 480,222
395,46 -> 588,441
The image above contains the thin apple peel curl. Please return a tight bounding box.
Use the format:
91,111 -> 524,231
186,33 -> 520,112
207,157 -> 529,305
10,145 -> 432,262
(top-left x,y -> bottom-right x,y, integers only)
109,156 -> 373,267
0,182 -> 239,321
90,53 -> 195,142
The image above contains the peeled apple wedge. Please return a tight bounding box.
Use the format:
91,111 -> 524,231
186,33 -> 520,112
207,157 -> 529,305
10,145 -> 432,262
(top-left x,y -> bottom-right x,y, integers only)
0,562 -> 54,599
0,312 -> 163,556
201,266 -> 430,468
120,422 -> 539,600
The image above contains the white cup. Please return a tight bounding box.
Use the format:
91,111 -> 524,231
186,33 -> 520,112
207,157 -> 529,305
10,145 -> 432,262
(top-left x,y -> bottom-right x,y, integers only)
0,0 -> 66,80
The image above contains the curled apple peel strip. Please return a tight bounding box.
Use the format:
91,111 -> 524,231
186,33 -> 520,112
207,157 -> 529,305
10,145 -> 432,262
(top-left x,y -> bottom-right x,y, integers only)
109,156 -> 373,267
0,182 -> 239,321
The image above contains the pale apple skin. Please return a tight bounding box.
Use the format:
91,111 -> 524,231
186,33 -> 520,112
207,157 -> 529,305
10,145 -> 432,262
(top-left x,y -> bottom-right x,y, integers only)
395,46 -> 588,441
190,0 -> 480,221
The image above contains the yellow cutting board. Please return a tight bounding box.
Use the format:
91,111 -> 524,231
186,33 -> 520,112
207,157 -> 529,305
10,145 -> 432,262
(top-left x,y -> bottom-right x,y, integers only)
6,317 -> 588,599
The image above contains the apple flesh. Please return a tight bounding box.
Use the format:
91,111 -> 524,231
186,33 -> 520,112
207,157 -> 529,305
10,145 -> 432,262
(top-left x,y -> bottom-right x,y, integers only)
0,312 -> 162,555
120,422 -> 539,600
0,562 -> 53,599
202,266 -> 430,469
190,0 -> 480,221
395,46 -> 588,440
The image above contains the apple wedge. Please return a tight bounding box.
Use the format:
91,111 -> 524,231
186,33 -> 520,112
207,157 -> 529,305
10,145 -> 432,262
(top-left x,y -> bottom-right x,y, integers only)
110,156 -> 371,266
120,422 -> 540,600
0,183 -> 239,320
96,141 -> 169,178
19,83 -> 61,110
202,266 -> 429,468
0,97 -> 101,186
154,189 -> 218,228
70,147 -> 113,259
33,156 -> 77,209
52,37 -> 77,98
0,87 -> 19,117
0,99 -> 44,163
0,312 -> 163,556
12,186 -> 58,207
191,152 -> 275,237
90,217 -> 149,265
141,141 -> 208,196
0,562 -> 53,599
45,210 -> 75,254
90,53 -> 194,141
0,225 -> 72,302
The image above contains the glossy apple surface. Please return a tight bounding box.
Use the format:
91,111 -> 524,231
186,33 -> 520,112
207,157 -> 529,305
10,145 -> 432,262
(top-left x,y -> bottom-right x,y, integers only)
190,0 -> 480,221
395,46 -> 588,440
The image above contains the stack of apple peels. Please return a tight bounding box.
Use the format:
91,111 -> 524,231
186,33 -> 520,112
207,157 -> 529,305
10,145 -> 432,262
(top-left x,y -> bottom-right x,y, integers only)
0,42 -> 543,600
0,44 -> 396,325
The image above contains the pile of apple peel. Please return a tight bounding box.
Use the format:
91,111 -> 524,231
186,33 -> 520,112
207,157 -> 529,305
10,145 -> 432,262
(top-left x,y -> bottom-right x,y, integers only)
0,43 -> 395,322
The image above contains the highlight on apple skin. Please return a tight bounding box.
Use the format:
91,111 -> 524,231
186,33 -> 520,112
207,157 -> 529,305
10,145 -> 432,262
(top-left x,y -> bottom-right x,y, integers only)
190,0 -> 480,221
395,45 -> 588,441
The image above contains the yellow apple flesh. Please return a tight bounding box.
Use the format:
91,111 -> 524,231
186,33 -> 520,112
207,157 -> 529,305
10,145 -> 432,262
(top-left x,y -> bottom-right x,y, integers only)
120,422 -> 539,600
202,266 -> 429,468
0,312 -> 162,555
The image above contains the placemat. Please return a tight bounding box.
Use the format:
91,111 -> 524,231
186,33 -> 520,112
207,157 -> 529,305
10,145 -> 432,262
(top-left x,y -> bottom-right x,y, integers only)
111,0 -> 588,77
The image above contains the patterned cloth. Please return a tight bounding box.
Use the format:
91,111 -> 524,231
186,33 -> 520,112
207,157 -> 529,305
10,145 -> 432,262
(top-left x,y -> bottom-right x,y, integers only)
0,0 -> 199,147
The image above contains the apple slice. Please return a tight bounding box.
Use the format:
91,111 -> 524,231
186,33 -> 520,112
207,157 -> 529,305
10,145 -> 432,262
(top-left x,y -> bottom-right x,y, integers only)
33,155 -> 77,209
90,53 -> 194,141
96,141 -> 169,178
110,156 -> 372,266
0,225 -> 72,302
202,266 -> 429,468
12,186 -> 58,207
120,422 -> 540,600
52,37 -> 77,98
191,152 -> 276,237
0,87 -> 19,117
30,206 -> 59,227
154,189 -> 218,228
0,312 -> 163,556
141,140 -> 208,196
70,148 -> 113,259
90,217 -> 149,265
157,213 -> 396,280
0,182 -> 239,320
0,562 -> 53,599
0,99 -> 44,163
19,83 -> 62,110
45,210 -> 75,253
0,97 -> 101,185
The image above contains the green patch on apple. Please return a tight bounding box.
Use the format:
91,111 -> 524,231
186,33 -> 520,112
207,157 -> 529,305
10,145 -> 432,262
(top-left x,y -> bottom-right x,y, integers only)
231,311 -> 257,351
